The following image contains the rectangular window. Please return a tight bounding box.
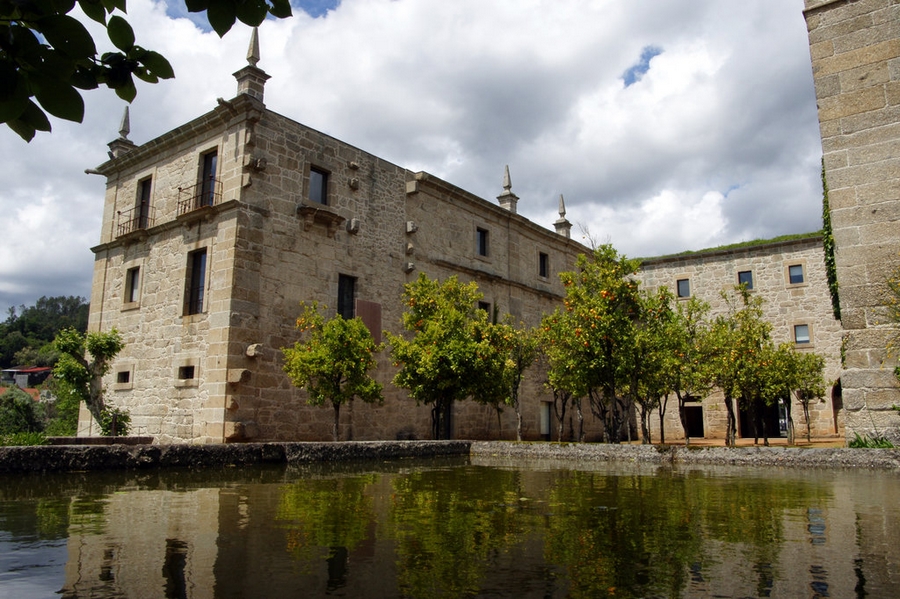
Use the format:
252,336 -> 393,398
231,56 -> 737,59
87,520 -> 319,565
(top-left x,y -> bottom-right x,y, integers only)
788,264 -> 805,285
738,270 -> 753,290
676,278 -> 691,298
185,248 -> 207,315
116,371 -> 130,384
794,324 -> 811,344
137,177 -> 152,229
125,267 -> 140,304
476,227 -> 489,257
200,150 -> 218,207
478,301 -> 492,315
539,252 -> 549,278
338,274 -> 356,319
310,167 -> 328,205
178,365 -> 196,380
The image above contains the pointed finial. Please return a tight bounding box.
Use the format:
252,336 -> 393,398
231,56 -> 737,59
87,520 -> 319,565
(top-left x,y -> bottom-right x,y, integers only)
554,194 -> 571,239
247,27 -> 260,67
118,106 -> 130,140
497,164 -> 519,214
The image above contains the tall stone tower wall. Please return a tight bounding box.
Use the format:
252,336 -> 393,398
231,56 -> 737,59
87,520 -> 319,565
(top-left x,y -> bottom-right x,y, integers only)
804,0 -> 900,440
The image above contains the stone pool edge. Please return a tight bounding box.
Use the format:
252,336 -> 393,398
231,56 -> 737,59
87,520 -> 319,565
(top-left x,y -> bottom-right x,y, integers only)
0,440 -> 898,474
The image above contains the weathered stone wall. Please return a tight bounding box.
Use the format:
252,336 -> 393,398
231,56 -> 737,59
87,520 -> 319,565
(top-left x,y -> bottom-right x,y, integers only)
804,0 -> 900,441
87,82 -> 587,444
88,100 -> 261,443
638,236 -> 844,440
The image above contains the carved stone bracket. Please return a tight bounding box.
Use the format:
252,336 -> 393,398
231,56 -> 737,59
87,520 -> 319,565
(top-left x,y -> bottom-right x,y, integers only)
297,202 -> 346,237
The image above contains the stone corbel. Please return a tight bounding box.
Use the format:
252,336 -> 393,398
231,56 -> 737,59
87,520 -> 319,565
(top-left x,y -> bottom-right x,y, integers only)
296,202 -> 346,237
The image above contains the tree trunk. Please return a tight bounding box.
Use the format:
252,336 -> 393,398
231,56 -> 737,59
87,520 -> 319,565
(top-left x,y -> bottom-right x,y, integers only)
803,402 -> 812,443
639,403 -> 651,444
724,395 -> 737,447
677,392 -> 690,447
553,391 -> 568,442
574,398 -> 585,442
515,408 -> 523,442
332,401 -> 341,442
658,394 -> 668,445
784,397 -> 795,445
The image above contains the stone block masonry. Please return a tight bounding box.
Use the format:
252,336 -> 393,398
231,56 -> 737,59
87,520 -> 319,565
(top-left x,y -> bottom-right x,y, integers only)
805,0 -> 900,442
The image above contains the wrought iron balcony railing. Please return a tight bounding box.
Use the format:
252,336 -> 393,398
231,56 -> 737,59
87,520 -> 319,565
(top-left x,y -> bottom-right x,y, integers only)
178,178 -> 223,217
116,205 -> 156,238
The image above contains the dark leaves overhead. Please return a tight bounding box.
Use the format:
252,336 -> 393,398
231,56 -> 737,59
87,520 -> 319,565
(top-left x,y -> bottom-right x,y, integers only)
0,0 -> 292,141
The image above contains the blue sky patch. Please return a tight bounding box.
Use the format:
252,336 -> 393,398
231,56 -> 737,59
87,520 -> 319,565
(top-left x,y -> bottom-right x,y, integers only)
622,45 -> 663,87
164,1 -> 340,32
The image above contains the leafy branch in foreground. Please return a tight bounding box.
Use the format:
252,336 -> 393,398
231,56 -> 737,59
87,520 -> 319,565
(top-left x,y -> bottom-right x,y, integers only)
1,0 -> 292,140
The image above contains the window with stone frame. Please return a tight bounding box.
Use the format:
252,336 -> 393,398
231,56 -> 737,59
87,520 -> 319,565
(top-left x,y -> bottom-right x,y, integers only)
125,266 -> 140,304
738,270 -> 753,290
676,278 -> 691,298
185,248 -> 207,315
338,274 -> 356,319
136,177 -> 152,229
476,227 -> 489,257
310,167 -> 329,205
794,324 -> 811,345
539,252 -> 550,278
788,264 -> 805,285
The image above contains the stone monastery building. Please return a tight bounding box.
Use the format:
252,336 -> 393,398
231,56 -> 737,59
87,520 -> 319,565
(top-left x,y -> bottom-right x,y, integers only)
81,29 -> 849,444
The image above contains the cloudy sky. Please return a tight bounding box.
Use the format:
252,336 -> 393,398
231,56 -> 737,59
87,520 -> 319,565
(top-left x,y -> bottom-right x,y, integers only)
0,0 -> 824,316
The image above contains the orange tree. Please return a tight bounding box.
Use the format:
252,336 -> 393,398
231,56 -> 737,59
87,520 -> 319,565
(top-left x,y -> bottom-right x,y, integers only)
282,302 -> 383,442
665,296 -> 713,446
387,273 -> 501,440
539,307 -> 589,441
625,288 -> 678,444
487,320 -> 539,441
557,244 -> 642,443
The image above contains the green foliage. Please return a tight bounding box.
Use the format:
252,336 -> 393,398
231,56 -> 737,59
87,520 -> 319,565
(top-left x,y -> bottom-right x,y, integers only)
556,244 -> 642,442
849,433 -> 895,449
52,327 -> 125,434
97,406 -> 131,436
821,158 -> 841,320
282,302 -> 383,441
0,386 -> 44,434
42,376 -> 81,436
0,295 -> 88,368
387,273 -> 499,439
1,0 -> 292,141
481,321 -> 539,440
0,431 -> 47,446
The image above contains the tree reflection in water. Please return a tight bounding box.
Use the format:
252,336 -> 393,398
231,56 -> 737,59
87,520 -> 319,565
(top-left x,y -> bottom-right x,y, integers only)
0,461 -> 897,598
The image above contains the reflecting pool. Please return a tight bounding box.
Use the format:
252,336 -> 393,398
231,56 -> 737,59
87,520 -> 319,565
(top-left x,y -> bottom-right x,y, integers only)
1,455 -> 898,598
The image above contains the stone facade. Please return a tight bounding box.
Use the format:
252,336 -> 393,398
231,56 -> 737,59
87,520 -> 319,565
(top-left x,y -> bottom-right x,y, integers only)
804,0 -> 900,441
638,236 -> 844,441
83,33 -> 848,445
84,56 -> 586,444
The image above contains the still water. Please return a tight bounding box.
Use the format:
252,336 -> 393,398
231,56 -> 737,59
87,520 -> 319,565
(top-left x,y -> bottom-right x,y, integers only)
1,455 -> 898,598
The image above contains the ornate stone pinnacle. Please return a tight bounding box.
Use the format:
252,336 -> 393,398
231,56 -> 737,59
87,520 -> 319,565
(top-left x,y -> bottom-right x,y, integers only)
118,106 -> 130,140
247,27 -> 260,67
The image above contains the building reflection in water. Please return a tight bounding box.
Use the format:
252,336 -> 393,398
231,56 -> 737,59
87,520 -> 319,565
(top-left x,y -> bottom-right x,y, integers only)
4,464 -> 891,598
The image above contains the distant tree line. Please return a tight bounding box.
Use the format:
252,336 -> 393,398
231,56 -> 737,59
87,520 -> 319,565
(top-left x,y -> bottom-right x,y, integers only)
0,296 -> 89,369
